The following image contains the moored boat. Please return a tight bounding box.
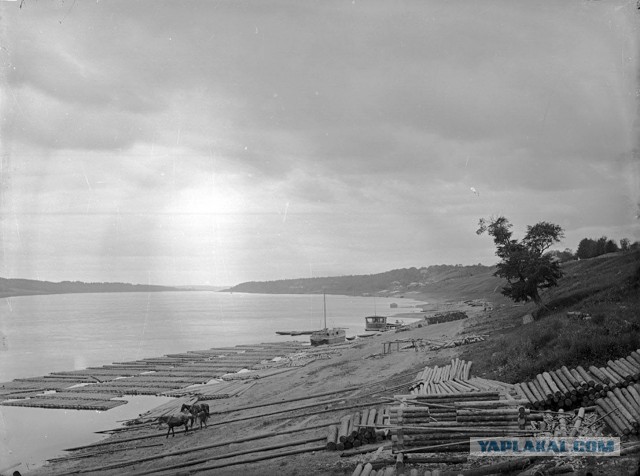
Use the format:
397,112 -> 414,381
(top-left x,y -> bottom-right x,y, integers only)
309,292 -> 346,346
364,315 -> 403,332
310,327 -> 346,346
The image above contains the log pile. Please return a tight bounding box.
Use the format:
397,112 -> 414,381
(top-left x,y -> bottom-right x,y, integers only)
514,350 -> 640,412
409,360 -> 515,396
593,384 -> 640,436
325,405 -> 390,451
387,392 -> 538,454
424,311 -> 468,325
424,335 -> 486,351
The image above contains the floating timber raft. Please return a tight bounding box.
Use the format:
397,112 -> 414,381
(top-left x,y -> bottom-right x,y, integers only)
0,341 -> 310,410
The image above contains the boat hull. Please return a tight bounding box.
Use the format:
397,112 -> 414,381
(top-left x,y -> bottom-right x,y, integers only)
310,328 -> 345,346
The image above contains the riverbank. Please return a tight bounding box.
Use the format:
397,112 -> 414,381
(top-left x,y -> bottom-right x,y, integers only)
17,301 -> 480,476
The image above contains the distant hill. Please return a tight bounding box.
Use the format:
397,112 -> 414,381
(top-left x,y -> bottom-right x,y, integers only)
224,264 -> 495,298
174,285 -> 230,291
0,278 -> 181,299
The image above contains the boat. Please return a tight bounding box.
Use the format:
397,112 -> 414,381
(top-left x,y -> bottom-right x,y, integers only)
310,327 -> 346,346
364,315 -> 402,332
310,293 -> 346,346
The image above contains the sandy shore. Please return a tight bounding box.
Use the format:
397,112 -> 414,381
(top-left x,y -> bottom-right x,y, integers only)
26,301 -> 484,476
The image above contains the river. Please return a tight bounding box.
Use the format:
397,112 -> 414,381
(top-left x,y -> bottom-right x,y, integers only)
0,291 -> 425,473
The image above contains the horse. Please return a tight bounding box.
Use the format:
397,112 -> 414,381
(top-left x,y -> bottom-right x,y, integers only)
158,412 -> 192,438
194,409 -> 209,429
181,402 -> 210,428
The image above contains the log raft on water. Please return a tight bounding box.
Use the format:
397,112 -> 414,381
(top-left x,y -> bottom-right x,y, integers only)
0,342 -> 317,410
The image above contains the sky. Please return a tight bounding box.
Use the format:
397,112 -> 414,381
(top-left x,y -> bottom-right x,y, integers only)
1,0 -> 639,286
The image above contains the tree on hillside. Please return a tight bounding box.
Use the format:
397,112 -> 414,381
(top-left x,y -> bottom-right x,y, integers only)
576,238 -> 598,259
477,216 -> 565,307
620,238 -> 631,251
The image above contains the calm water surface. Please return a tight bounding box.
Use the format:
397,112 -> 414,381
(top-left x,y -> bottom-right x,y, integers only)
0,291 -> 424,473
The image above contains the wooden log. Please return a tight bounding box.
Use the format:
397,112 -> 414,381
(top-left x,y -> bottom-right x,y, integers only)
607,391 -> 638,430
575,366 -> 595,387
627,385 -> 640,407
542,372 -> 561,397
618,387 -> 640,423
588,366 -> 611,387
624,356 -> 640,375
548,371 -> 569,399
526,381 -> 545,407
598,366 -> 621,388
361,463 -> 374,476
629,350 -> 640,364
617,358 -> 639,381
397,391 -> 500,400
608,360 -> 633,383
456,408 -> 522,416
367,408 -> 378,427
361,409 -> 370,428
569,368 -> 587,390
554,368 -> 578,396
452,399 -> 528,408
601,394 -> 634,434
596,401 -> 627,436
535,374 -> 553,399
350,411 -> 361,437
617,358 -> 638,380
515,383 -> 534,407
339,415 -> 353,443
569,407 -> 585,437
559,366 -> 580,391
327,425 -> 339,450
532,377 -> 552,404
604,365 -> 626,386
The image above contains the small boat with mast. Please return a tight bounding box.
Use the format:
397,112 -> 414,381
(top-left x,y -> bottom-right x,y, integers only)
310,293 -> 346,346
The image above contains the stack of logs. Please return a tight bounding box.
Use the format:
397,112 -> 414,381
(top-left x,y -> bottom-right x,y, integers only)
388,392 -> 538,453
514,350 -> 640,412
424,311 -> 468,325
425,335 -> 486,351
409,360 -> 515,396
412,359 -> 471,386
593,383 -> 640,436
326,405 -> 390,451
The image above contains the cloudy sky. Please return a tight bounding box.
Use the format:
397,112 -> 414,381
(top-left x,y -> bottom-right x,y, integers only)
1,0 -> 638,286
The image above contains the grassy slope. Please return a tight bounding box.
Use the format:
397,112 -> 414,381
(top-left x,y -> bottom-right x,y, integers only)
421,252 -> 640,383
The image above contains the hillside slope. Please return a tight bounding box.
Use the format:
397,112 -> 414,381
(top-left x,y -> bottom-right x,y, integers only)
0,278 -> 180,299
224,264 -> 494,297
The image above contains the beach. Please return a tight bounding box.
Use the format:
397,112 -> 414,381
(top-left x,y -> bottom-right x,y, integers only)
20,298 -> 482,476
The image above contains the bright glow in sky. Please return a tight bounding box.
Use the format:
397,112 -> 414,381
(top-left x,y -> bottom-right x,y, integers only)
1,0 -> 639,286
